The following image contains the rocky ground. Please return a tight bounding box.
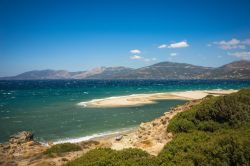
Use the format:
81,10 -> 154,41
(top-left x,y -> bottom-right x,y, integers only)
0,131 -> 46,166
108,99 -> 202,155
0,132 -> 103,166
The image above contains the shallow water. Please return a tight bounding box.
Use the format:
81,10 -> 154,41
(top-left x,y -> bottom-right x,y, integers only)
0,80 -> 249,143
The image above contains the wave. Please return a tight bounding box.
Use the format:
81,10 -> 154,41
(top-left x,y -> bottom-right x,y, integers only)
52,127 -> 136,144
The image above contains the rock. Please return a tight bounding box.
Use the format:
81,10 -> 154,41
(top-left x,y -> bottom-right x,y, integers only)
8,149 -> 15,155
49,161 -> 56,166
27,141 -> 40,146
115,135 -> 123,141
167,133 -> 173,138
2,143 -> 10,150
9,131 -> 34,144
152,122 -> 158,126
139,123 -> 146,130
5,160 -> 18,166
48,141 -> 53,146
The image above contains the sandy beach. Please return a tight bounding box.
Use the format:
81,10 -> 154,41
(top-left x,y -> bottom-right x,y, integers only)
78,89 -> 238,108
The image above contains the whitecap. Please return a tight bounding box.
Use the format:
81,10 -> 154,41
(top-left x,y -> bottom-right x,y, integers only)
52,127 -> 136,144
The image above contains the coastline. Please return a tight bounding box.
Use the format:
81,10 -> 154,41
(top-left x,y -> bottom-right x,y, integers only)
0,89 -> 239,165
90,99 -> 204,155
49,89 -> 238,145
52,127 -> 137,145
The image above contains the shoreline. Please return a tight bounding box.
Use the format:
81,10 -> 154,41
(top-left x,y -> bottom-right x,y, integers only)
52,89 -> 238,145
0,89 -> 239,165
49,89 -> 237,145
52,127 -> 137,145
89,99 -> 205,155
77,89 -> 237,108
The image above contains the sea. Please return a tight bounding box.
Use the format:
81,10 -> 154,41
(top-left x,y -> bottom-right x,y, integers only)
0,80 -> 250,143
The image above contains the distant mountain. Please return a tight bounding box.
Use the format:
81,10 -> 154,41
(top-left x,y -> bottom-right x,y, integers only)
204,60 -> 250,79
0,67 -> 133,80
85,67 -> 134,79
116,62 -> 213,79
1,60 -> 250,80
0,70 -> 84,80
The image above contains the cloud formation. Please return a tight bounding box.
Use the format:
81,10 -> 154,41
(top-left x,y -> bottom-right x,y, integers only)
229,51 -> 250,60
158,44 -> 167,48
158,41 -> 189,49
168,41 -> 189,48
130,55 -> 142,60
212,38 -> 250,50
130,49 -> 141,54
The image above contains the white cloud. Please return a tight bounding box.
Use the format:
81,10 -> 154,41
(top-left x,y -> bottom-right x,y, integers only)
158,44 -> 167,48
228,51 -> 250,60
168,41 -> 189,48
130,55 -> 142,60
152,58 -> 157,61
158,41 -> 189,49
213,38 -> 246,50
130,49 -> 141,54
170,53 -> 177,56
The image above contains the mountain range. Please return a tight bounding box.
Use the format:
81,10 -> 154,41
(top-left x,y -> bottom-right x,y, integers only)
1,60 -> 250,80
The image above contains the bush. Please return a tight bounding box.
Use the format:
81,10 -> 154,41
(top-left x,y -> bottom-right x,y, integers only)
167,108 -> 197,133
195,89 -> 250,125
168,118 -> 196,133
65,148 -> 156,166
44,143 -> 81,156
197,120 -> 221,132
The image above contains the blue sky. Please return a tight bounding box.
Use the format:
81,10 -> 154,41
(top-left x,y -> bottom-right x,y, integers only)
1,0 -> 250,76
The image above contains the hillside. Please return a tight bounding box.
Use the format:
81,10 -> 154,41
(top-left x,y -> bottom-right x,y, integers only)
204,60 -> 250,79
117,62 -> 212,79
1,60 -> 250,80
0,67 -> 133,80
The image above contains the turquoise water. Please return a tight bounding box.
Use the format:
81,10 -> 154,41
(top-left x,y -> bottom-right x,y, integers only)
0,80 -> 250,143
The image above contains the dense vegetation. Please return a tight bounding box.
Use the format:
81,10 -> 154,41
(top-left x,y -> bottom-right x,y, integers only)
66,88 -> 250,166
44,143 -> 81,157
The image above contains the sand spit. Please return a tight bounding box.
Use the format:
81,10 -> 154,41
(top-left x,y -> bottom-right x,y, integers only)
78,89 -> 238,108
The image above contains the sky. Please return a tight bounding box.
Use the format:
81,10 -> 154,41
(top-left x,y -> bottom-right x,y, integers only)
1,0 -> 250,76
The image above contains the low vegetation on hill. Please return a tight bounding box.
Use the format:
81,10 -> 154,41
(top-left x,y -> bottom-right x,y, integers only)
65,88 -> 250,166
44,143 -> 81,157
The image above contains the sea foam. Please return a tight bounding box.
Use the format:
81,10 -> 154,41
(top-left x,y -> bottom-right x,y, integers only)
52,127 -> 135,144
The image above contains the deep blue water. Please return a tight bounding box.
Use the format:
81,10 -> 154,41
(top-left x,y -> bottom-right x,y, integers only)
0,80 -> 249,143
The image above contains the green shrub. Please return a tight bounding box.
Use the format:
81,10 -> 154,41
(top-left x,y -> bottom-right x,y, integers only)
197,120 -> 221,132
195,89 -> 250,125
44,143 -> 81,156
65,148 -> 156,166
168,118 -> 196,133
167,108 -> 197,133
